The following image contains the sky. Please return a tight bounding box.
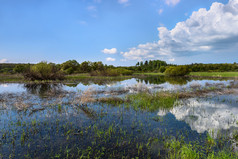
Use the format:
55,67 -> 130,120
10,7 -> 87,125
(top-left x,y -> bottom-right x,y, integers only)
0,0 -> 237,66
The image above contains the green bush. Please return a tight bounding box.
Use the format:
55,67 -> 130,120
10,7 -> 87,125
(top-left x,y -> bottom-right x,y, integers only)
165,66 -> 190,76
23,62 -> 64,81
13,64 -> 30,73
64,67 -> 74,74
90,68 -> 133,76
116,68 -> 133,75
159,66 -> 166,73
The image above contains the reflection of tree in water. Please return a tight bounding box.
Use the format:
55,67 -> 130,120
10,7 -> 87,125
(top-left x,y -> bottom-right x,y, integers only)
136,76 -> 191,85
64,83 -> 78,87
66,77 -> 132,87
164,76 -> 191,85
24,83 -> 63,97
136,76 -> 166,85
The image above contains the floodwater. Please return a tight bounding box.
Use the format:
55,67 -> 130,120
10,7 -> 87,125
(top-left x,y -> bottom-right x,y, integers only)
0,76 -> 237,158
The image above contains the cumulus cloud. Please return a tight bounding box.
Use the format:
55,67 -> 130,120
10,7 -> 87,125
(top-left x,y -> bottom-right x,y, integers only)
165,0 -> 180,6
121,0 -> 238,62
0,59 -> 8,63
102,48 -> 117,54
106,57 -> 116,61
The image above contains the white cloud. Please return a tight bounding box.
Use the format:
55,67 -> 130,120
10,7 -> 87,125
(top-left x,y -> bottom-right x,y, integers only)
118,0 -> 129,4
121,0 -> 238,62
158,9 -> 163,15
165,0 -> 180,6
106,57 -> 116,61
0,59 -> 8,63
101,48 -> 117,54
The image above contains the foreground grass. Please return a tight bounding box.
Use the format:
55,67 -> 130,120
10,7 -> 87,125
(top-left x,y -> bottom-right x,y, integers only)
189,72 -> 238,78
165,138 -> 237,159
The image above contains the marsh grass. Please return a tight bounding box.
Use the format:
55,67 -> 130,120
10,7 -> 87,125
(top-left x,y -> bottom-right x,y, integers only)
126,92 -> 178,112
97,97 -> 125,105
165,137 -> 237,159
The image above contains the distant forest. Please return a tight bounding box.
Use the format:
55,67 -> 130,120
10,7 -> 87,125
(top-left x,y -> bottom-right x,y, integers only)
0,60 -> 238,75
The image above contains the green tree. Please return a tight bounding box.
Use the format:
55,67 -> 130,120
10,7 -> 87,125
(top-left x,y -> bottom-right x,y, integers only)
80,61 -> 92,73
61,60 -> 79,74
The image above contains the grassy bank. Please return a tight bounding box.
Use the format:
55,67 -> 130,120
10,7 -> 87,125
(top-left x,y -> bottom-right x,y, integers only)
0,74 -> 24,82
133,72 -> 165,76
134,72 -> 238,78
189,72 -> 238,78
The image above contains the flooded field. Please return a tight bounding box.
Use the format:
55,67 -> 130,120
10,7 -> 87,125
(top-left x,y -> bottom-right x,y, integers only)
0,76 -> 238,158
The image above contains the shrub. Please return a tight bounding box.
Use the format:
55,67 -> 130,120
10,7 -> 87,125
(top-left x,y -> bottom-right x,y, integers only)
116,68 -> 133,75
23,62 -> 64,81
90,68 -> 133,76
13,64 -> 30,73
159,66 -> 166,73
64,67 -> 74,74
165,66 -> 190,76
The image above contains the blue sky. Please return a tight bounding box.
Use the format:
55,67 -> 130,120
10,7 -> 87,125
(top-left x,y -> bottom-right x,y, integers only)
0,0 -> 237,66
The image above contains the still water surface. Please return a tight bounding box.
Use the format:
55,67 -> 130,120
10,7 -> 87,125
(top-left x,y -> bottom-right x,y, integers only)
0,76 -> 237,158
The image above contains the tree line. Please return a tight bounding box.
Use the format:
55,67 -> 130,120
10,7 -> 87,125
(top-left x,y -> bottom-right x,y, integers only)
0,60 -> 237,78
0,60 -> 134,80
0,60 -> 113,74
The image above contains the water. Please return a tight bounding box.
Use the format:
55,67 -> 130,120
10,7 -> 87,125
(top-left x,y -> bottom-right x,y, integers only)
0,76 -> 237,158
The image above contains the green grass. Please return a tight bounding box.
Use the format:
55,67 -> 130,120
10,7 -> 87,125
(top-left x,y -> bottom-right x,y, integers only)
126,92 -> 178,112
165,138 -> 237,159
65,73 -> 91,79
133,72 -> 165,76
0,74 -> 24,82
189,72 -> 238,78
